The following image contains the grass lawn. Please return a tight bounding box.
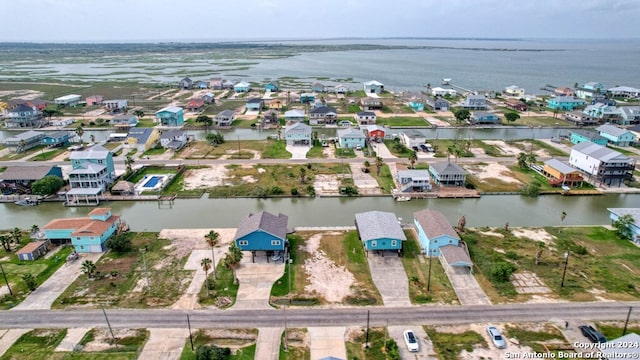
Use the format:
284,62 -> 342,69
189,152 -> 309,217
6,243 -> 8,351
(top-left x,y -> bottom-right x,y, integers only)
54,232 -> 192,308
162,167 -> 206,197
595,322 -> 640,340
505,140 -> 568,157
375,116 -> 430,127
179,329 -> 257,360
463,226 -> 640,303
369,164 -> 396,194
0,244 -> 72,310
514,116 -> 572,127
345,328 -> 398,360
424,327 -> 487,360
177,140 -> 291,160
430,140 -> 475,158
608,144 -> 638,156
0,328 -> 67,360
504,324 -> 567,354
231,119 -> 259,128
347,104 -> 361,113
0,145 -> 49,161
335,148 -> 356,158
382,140 -> 412,158
29,148 -> 66,161
279,328 -> 310,360
136,118 -> 157,128
401,230 -> 458,304
321,231 -> 382,305
102,142 -> 120,150
270,235 -> 310,304
126,165 -> 179,184
142,147 -> 166,156
305,144 -> 326,159
198,260 -> 239,308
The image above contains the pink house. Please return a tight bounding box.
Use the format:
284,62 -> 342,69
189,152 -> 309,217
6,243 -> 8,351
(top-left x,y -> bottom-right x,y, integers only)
86,95 -> 104,106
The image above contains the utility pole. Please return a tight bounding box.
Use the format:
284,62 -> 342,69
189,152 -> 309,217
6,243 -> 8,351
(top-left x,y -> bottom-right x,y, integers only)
0,260 -> 12,295
140,248 -> 151,293
187,314 -> 194,351
561,251 -> 570,288
288,258 -> 293,304
427,248 -> 433,293
283,305 -> 288,351
101,306 -> 118,349
623,307 -> 633,336
365,310 -> 370,348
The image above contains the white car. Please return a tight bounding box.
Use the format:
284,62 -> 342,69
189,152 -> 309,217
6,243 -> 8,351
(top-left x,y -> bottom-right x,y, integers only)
403,330 -> 420,352
487,325 -> 507,349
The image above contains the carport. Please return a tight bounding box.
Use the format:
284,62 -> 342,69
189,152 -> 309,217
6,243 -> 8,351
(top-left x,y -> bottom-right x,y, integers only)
439,244 -> 473,273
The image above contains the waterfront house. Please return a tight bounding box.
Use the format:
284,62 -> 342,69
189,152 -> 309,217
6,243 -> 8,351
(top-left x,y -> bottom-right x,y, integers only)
155,106 -> 185,127
363,80 -> 384,94
541,159 -> 583,187
196,81 -> 208,89
284,121 -> 312,146
413,208 -> 460,256
568,129 -> 608,146
284,109 -> 305,122
355,111 -> 376,125
461,95 -> 487,110
547,96 -> 586,111
54,94 -> 82,107
16,241 -> 50,261
620,107 -> 640,125
596,124 -> 637,147
554,87 -> 575,97
505,98 -> 528,111
41,131 -> 73,147
429,162 -> 467,186
607,208 -> 640,242
127,128 -> 160,152
470,112 -> 500,125
234,81 -> 251,93
186,98 -> 205,112
590,95 -> 616,106
268,99 -> 283,110
576,82 -> 605,99
504,85 -> 525,98
425,96 -> 450,111
631,124 -> 640,139
160,129 -> 187,150
234,211 -> 288,258
408,98 -> 425,111
309,105 -> 337,125
300,93 -> 315,104
222,80 -> 235,89
2,130 -> 44,152
264,81 -> 279,92
431,87 -> 457,97
179,77 -> 193,89
215,110 -> 235,127
209,78 -> 223,90
396,170 -> 432,193
201,92 -> 215,104
361,97 -> 382,111
104,99 -> 128,111
10,99 -> 47,112
354,211 -> 406,253
334,84 -> 349,94
67,145 -> 116,205
583,103 -> 621,123
608,86 -> 640,99
260,110 -> 279,129
337,127 -> 366,149
43,208 -> 120,252
246,98 -> 264,111
5,104 -> 43,128
311,83 -> 325,93
564,111 -> 599,126
569,142 -> 635,186
400,130 -> 426,148
0,165 -> 63,194
111,114 -> 139,129
49,118 -> 74,127
363,125 -> 388,140
86,95 -> 104,106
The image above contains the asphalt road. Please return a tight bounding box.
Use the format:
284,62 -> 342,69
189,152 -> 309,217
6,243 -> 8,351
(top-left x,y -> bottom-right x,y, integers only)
2,301 -> 639,329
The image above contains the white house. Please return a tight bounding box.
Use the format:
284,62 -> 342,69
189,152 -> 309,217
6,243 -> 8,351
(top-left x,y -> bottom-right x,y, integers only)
608,86 -> 640,99
430,87 -> 457,97
54,94 -> 82,107
569,142 -> 635,186
355,111 -> 377,125
49,118 -> 74,127
503,85 -> 525,98
363,80 -> 384,94
400,130 -> 426,148
104,99 -> 128,110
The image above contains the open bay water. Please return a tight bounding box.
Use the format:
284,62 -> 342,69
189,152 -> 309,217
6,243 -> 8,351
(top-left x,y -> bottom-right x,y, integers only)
1,38 -> 639,93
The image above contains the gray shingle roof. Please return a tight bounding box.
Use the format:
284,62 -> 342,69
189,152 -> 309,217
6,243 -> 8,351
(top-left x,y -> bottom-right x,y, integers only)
337,127 -> 365,139
607,208 -> 640,226
285,121 -> 311,135
355,211 -> 406,242
429,162 -> 466,176
413,209 -> 460,240
234,211 -> 288,241
397,170 -> 431,181
439,245 -> 472,267
127,128 -> 154,143
0,166 -> 59,181
217,109 -> 235,117
69,145 -> 110,160
161,129 -> 184,139
310,106 -> 337,114
9,104 -> 36,113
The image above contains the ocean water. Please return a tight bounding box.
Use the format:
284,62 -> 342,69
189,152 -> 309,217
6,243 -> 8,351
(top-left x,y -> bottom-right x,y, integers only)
1,38 -> 639,94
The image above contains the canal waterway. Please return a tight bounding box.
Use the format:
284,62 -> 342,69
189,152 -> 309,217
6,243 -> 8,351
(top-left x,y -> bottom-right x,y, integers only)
1,194 -> 637,232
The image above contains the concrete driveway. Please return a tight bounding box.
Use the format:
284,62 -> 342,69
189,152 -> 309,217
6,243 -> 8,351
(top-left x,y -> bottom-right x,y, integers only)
254,327 -> 283,360
371,142 -> 396,159
172,248 -> 226,310
443,265 -> 491,305
348,163 -> 381,195
308,327 -> 346,360
138,328 -> 188,360
286,145 -> 310,159
231,254 -> 284,310
387,326 -> 438,359
13,252 -> 103,310
367,253 -> 411,307
0,329 -> 30,357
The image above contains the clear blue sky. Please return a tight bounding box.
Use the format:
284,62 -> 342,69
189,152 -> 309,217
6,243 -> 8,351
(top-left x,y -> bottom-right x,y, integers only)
1,0 -> 639,42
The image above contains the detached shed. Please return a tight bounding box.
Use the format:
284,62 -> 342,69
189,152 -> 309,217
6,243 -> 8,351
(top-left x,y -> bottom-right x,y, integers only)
439,245 -> 473,272
16,240 -> 50,261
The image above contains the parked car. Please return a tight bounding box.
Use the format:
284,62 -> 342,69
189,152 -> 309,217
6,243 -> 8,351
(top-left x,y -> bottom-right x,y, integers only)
355,144 -> 362,150
487,325 -> 506,349
321,141 -> 329,147
360,167 -> 370,173
579,325 -> 607,343
411,146 -> 419,152
403,330 -> 419,352
419,144 -> 428,152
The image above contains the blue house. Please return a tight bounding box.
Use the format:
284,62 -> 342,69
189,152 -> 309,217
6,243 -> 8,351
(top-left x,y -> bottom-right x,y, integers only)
196,81 -> 209,89
42,208 -> 120,252
363,80 -> 384,94
408,100 -> 425,111
234,211 -> 288,258
41,131 -> 72,147
264,81 -> 279,92
413,209 -> 460,256
607,208 -> 640,242
354,211 -> 406,252
470,111 -> 500,125
300,93 -> 316,104
568,129 -> 608,146
547,96 -> 586,111
155,106 -> 184,127
246,98 -> 264,111
337,127 -> 366,149
67,145 -> 116,205
311,83 -> 325,93
596,124 -> 638,147
234,81 -> 251,93
284,121 -> 312,145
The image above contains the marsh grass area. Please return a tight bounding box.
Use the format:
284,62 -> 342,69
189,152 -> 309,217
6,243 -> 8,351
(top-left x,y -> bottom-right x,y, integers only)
345,327 -> 397,360
424,327 -> 487,360
179,328 -> 257,360
0,328 -> 148,360
0,244 -> 72,310
464,226 -> 640,303
177,140 -> 290,160
54,232 -> 192,308
401,230 -> 458,304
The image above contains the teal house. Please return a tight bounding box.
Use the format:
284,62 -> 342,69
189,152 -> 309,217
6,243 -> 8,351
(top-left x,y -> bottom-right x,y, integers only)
413,208 -> 460,256
234,81 -> 251,93
337,127 -> 366,149
300,93 -> 315,104
284,121 -> 312,146
569,129 -> 607,146
41,131 -> 73,147
596,124 -> 638,147
264,81 -> 279,92
547,96 -> 586,111
355,211 -> 406,252
408,100 -> 425,111
155,106 -> 184,126
234,211 -> 288,258
42,208 -> 120,252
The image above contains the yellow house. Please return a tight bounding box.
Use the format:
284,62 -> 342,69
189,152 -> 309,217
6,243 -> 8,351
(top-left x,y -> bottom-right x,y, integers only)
268,99 -> 284,110
127,128 -> 160,152
0,101 -> 7,112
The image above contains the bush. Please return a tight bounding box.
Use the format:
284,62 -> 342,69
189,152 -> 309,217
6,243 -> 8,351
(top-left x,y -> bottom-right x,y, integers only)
306,185 -> 316,197
490,262 -> 517,282
195,344 -> 231,360
31,175 -> 65,196
520,180 -> 541,197
105,234 -> 132,253
290,188 -> 298,196
269,186 -> 284,195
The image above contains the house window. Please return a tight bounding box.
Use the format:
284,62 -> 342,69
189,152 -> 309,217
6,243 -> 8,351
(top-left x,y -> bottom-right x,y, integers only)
238,240 -> 249,246
371,241 -> 377,247
434,239 -> 438,243
391,240 -> 397,247
271,240 -> 281,246
80,246 -> 84,250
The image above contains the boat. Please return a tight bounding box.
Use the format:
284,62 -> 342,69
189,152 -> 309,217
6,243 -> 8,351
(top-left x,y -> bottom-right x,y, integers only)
395,196 -> 411,202
442,78 -> 452,85
14,197 -> 41,206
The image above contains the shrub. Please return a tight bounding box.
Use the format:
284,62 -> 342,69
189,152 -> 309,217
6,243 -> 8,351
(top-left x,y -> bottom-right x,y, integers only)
269,186 -> 284,195
195,344 -> 231,360
490,262 -> 517,282
290,188 -> 298,196
105,234 -> 132,253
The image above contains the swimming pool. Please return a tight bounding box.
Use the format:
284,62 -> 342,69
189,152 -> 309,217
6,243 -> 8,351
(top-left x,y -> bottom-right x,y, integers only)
142,176 -> 162,188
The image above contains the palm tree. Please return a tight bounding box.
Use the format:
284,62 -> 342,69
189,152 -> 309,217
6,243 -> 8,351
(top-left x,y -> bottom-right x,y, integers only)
125,156 -> 134,174
81,260 -> 96,278
408,151 -> 418,169
89,134 -> 95,143
75,126 -> 84,144
18,139 -> 26,153
200,257 -> 212,296
11,228 -> 21,247
133,110 -> 145,119
31,225 -> 40,234
299,167 -> 306,184
204,230 -> 220,280
375,156 -> 384,176
517,152 -> 528,169
0,234 -> 12,252
224,243 -> 243,285
560,211 -> 567,233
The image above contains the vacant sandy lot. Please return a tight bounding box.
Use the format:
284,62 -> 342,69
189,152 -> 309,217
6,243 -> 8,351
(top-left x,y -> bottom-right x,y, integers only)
182,165 -> 229,189
302,233 -> 355,302
466,163 -> 521,184
511,228 -> 556,245
0,89 -> 44,100
158,228 -> 236,259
